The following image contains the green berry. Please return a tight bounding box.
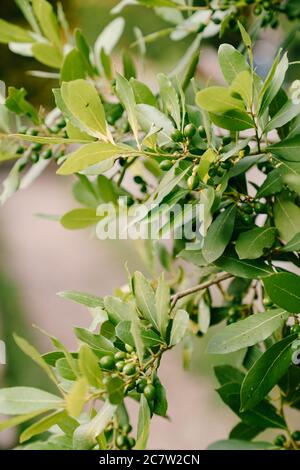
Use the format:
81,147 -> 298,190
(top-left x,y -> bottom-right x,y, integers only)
198,126 -> 206,139
32,143 -> 43,152
143,384 -> 156,401
212,17 -> 221,25
118,157 -> 126,167
42,149 -> 53,160
27,128 -> 38,136
244,145 -> 251,155
116,360 -> 125,371
208,167 -> 218,177
56,118 -> 66,128
125,343 -> 134,353
140,185 -> 147,194
16,146 -> 25,155
125,380 -> 136,392
254,202 -> 268,214
128,437 -> 136,448
274,434 -> 286,447
240,203 -> 253,214
254,6 -> 262,15
291,430 -> 300,441
184,124 -> 196,139
115,351 -> 127,360
290,325 -> 300,334
31,153 -> 40,163
187,174 -> 199,190
123,363 -> 137,376
116,434 -> 126,448
134,175 -> 144,185
171,130 -> 184,143
207,177 -> 215,186
160,160 -> 173,171
136,378 -> 147,393
122,424 -> 132,434
241,213 -> 252,225
100,355 -> 115,370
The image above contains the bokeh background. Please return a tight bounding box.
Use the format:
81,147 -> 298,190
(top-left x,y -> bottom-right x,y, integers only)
0,0 -> 299,450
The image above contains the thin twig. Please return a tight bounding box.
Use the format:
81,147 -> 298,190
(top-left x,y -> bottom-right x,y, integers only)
170,273 -> 233,310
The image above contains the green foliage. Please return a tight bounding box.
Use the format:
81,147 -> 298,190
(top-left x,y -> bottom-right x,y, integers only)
0,0 -> 300,451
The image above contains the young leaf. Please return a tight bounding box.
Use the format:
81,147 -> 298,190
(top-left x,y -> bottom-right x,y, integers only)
0,18 -> 33,43
202,205 -> 236,263
274,195 -> 300,242
207,309 -> 288,354
13,334 -> 58,385
116,73 -> 139,146
0,387 -> 64,415
133,271 -> 159,331
155,273 -> 170,338
61,80 -> 110,141
158,73 -> 181,129
60,208 -> 103,230
78,345 -> 103,388
0,411 -> 46,432
57,290 -> 103,308
106,377 -> 125,405
218,44 -> 249,84
170,309 -> 189,346
263,272 -> 300,313
66,378 -> 88,418
235,227 -> 276,260
74,327 -> 115,355
32,0 -> 61,49
56,358 -> 77,381
57,142 -> 134,175
61,49 -> 87,82
5,87 -> 38,125
73,400 -> 116,450
130,79 -> 156,106
240,335 -> 297,411
135,395 -> 151,450
20,410 -> 67,443
94,17 -> 125,68
32,43 -> 63,69
136,103 -> 175,145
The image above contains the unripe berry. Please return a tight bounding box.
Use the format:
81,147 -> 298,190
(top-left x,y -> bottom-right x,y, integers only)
171,130 -> 184,143
198,126 -> 206,139
123,363 -> 137,376
100,355 -> 115,370
184,123 -> 197,139
116,360 -> 125,371
143,384 -> 156,400
160,160 -> 173,171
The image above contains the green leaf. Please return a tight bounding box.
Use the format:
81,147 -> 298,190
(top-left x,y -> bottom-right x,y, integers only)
61,80 -> 109,141
235,227 -> 276,260
136,103 -> 175,146
230,71 -> 254,109
73,400 -> 116,450
135,395 -> 151,450
267,135 -> 300,162
256,169 -> 283,198
158,73 -> 181,129
0,18 -> 33,43
66,378 -> 88,418
32,0 -> 61,49
57,290 -> 103,308
5,87 -> 39,125
94,17 -> 125,65
78,345 -> 103,388
238,21 -> 252,49
264,100 -> 300,133
130,79 -> 156,106
56,358 -> 76,381
14,334 -> 57,385
208,440 -> 274,450
202,205 -> 236,263
207,309 -> 288,354
170,309 -> 189,346
130,316 -> 145,363
61,49 -> 87,82
11,133 -> 88,145
106,377 -> 125,405
274,195 -> 300,242
60,208 -> 103,230
32,43 -> 63,69
218,44 -> 250,84
214,365 -> 245,386
116,73 -> 139,146
74,327 -> 115,355
122,50 -> 137,80
115,321 -> 135,348
208,109 -> 255,132
229,421 -> 263,441
240,335 -> 297,411
263,272 -> 300,313
155,273 -> 170,338
133,271 -> 159,331
196,86 -> 245,114
153,376 -> 168,417
0,411 -> 45,432
20,410 -> 67,443
103,296 -> 133,326
258,52 -> 289,117
57,142 -> 134,175
198,297 -> 210,334
0,387 -> 64,415
282,232 -> 300,252
214,249 -> 274,279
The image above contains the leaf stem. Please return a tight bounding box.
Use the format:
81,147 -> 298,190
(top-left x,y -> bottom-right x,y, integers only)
170,273 -> 233,310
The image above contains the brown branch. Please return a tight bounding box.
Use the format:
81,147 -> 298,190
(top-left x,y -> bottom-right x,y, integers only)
170,273 -> 234,310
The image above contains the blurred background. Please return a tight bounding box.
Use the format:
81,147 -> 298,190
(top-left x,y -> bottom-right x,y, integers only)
0,0 -> 299,450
